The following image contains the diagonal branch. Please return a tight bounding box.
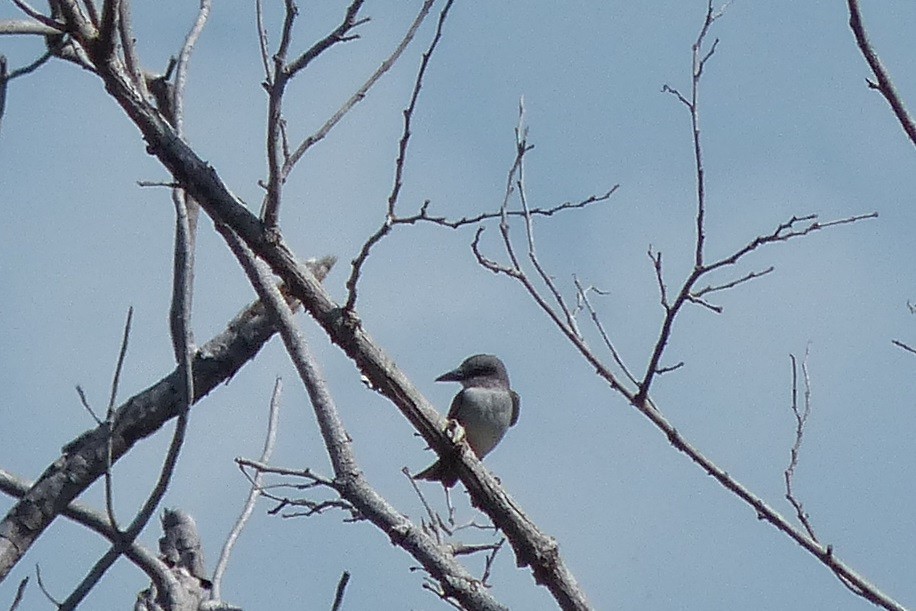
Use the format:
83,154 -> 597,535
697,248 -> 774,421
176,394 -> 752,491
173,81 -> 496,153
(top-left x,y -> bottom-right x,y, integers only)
846,0 -> 916,148
0,257 -> 335,582
86,61 -> 591,611
0,468 -> 178,604
217,223 -> 509,611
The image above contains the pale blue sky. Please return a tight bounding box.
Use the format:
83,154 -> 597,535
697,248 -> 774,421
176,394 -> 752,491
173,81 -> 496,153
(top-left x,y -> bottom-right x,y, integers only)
3,1 -> 916,609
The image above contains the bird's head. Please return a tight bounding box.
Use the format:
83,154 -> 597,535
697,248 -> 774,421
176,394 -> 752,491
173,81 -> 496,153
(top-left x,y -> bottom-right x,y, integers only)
436,354 -> 510,389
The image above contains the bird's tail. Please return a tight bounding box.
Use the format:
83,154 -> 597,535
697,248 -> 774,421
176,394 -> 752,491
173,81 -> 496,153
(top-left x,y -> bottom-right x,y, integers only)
413,458 -> 459,488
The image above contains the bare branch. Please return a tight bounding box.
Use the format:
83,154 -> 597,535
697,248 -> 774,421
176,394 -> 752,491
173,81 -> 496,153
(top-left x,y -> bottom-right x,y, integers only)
638,211 -> 877,403
98,0 -> 119,59
104,306 -> 134,531
512,101 -> 583,339
172,0 -> 211,135
106,306 -> 133,415
9,576 -> 27,611
212,378 -> 284,599
703,212 -> 878,275
285,0 -> 367,79
254,0 -> 271,84
0,468 -> 176,602
34,564 -> 60,607
9,0 -> 64,31
480,538 -> 504,586
345,0 -> 455,311
55,0 -> 98,43
470,136 -> 632,402
330,571 -> 351,611
118,0 -> 149,101
0,257 -> 334,580
847,0 -> 916,148
891,339 -> 916,356
573,276 -> 639,387
0,19 -> 61,35
655,361 -> 684,375
217,225 -> 511,610
394,188 -> 618,229
261,0 -> 369,229
74,385 -> 102,424
648,246 -> 669,311
784,351 -> 817,541
692,266 -> 775,299
52,17 -> 589,602
59,192 -> 197,611
280,0 -> 435,180
81,0 -> 99,27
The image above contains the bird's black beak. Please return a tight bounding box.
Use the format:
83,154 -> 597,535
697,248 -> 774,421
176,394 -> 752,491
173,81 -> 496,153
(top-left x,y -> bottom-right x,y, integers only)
435,367 -> 463,383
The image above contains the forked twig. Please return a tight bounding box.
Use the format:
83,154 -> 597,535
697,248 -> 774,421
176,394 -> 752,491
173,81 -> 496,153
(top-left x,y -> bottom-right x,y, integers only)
345,0 -> 455,310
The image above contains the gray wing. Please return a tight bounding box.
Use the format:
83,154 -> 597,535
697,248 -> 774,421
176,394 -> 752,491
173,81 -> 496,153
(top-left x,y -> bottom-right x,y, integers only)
446,390 -> 465,420
509,390 -> 520,427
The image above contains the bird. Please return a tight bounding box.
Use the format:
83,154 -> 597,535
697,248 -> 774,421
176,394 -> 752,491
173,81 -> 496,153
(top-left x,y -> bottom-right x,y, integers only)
414,354 -> 520,488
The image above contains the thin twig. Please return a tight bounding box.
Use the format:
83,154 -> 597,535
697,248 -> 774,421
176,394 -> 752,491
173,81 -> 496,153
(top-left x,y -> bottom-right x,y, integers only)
470,136 -> 631,400
9,576 -> 28,611
891,339 -> 916,356
0,468 -> 175,600
345,0 -> 455,310
703,213 -> 878,276
118,0 -> 149,101
648,247 -> 669,311
784,350 -> 817,541
404,467 -> 444,544
396,189 -> 618,229
285,0 -> 367,79
74,385 -> 102,425
212,377 -> 284,599
254,0 -> 271,84
58,184 -> 197,611
513,100 -> 583,339
661,0 -> 723,270
638,211 -> 876,404
573,276 -> 639,386
104,307 -> 134,531
280,0 -> 435,180
261,0 -> 368,229
692,266 -> 775,298
480,538 -> 504,586
106,306 -> 134,415
330,570 -> 351,611
172,0 -> 211,136
34,564 -> 60,606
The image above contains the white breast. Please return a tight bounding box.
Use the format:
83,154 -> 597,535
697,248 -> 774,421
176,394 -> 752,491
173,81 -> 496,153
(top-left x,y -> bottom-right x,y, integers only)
456,387 -> 514,458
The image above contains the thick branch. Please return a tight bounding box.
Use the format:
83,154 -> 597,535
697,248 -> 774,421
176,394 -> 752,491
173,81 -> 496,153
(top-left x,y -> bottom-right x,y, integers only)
0,258 -> 334,581
218,225 -> 508,610
78,52 -> 590,611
